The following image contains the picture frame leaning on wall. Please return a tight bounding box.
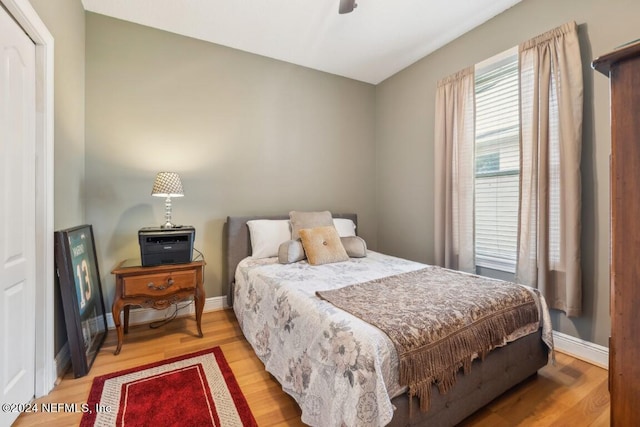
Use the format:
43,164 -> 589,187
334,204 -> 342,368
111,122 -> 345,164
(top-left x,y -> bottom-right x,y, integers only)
54,224 -> 108,378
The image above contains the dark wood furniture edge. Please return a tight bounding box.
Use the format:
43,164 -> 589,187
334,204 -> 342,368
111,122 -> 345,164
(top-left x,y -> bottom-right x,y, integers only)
592,40 -> 640,75
111,259 -> 206,274
595,43 -> 640,425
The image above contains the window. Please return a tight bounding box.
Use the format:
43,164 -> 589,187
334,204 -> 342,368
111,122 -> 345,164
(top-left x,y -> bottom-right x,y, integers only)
474,49 -> 519,273
435,23 -> 582,312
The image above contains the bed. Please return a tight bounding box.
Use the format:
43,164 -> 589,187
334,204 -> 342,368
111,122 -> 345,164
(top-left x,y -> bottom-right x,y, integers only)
225,214 -> 552,426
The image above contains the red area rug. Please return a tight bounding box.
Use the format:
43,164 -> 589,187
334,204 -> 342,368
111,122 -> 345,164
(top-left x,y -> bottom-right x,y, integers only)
80,347 -> 257,426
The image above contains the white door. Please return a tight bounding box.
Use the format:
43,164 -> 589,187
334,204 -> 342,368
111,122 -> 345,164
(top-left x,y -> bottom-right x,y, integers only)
0,4 -> 37,426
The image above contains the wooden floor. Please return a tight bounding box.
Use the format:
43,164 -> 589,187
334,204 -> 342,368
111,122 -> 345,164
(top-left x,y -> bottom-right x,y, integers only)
14,309 -> 609,426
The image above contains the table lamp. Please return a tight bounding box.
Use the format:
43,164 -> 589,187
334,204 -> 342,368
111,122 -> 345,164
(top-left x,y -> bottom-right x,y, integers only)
151,172 -> 184,228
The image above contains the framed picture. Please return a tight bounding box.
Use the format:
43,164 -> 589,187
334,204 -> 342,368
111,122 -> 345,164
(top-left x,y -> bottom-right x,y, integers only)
54,225 -> 108,378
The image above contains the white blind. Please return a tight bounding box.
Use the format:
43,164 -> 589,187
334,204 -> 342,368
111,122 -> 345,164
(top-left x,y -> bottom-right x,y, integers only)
474,49 -> 519,273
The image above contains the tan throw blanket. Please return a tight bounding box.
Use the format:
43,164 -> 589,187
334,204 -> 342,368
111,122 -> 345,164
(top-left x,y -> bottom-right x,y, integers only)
316,266 -> 539,412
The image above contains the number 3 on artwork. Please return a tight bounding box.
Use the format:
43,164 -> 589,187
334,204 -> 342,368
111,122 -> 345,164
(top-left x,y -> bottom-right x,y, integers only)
76,259 -> 92,309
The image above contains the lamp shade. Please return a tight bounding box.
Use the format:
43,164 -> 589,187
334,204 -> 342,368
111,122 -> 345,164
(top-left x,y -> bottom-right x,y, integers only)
151,172 -> 184,197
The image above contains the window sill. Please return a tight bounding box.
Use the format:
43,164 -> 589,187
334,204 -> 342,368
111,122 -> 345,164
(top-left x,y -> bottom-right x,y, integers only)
475,256 -> 516,274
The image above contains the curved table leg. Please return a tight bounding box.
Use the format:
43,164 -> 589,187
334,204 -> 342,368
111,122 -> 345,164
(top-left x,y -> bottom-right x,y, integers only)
195,285 -> 205,338
112,300 -> 125,355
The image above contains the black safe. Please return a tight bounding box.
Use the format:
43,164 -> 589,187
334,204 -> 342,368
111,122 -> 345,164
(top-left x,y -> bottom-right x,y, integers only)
138,226 -> 195,266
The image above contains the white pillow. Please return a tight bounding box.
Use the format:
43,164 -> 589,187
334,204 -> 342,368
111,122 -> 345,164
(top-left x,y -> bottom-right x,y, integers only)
247,220 -> 292,258
333,218 -> 356,237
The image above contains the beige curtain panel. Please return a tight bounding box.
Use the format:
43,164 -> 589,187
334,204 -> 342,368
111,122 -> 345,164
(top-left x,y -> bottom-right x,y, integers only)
434,67 -> 475,273
516,21 -> 583,317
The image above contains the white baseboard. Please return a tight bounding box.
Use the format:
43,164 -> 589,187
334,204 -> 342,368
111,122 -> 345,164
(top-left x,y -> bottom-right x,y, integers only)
51,296 -> 228,385
54,343 -> 70,384
106,295 -> 228,329
552,331 -> 609,369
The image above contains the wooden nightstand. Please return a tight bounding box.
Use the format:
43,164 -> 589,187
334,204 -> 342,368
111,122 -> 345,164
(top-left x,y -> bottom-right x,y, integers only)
111,260 -> 205,355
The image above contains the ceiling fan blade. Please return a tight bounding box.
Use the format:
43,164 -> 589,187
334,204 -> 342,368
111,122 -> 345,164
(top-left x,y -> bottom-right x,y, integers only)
339,0 -> 357,14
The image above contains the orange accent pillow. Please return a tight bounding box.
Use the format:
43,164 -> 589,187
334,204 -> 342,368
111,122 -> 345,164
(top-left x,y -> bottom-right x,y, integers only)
299,226 -> 349,266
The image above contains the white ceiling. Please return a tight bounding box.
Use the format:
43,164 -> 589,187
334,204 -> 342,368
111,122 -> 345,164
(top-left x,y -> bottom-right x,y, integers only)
81,0 -> 522,85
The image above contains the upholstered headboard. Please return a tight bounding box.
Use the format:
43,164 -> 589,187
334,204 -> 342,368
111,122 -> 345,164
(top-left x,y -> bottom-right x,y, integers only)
224,213 -> 358,306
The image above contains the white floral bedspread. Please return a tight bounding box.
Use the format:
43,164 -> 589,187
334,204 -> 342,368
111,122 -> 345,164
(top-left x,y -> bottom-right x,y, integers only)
233,251 -> 551,427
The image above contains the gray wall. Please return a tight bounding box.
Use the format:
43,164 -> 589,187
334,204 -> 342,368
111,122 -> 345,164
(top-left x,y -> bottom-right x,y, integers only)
375,0 -> 640,346
85,13 -> 377,308
29,0 -> 86,354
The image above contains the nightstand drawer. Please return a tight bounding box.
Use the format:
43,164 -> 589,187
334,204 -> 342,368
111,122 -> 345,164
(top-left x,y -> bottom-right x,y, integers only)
122,270 -> 196,297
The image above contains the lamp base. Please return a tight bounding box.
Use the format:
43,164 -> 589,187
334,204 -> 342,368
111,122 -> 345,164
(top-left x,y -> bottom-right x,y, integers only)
162,196 -> 177,229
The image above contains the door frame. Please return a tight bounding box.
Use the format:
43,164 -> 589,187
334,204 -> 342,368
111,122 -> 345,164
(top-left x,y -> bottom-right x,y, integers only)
1,0 -> 54,397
